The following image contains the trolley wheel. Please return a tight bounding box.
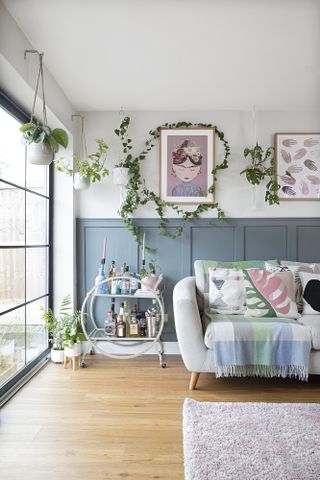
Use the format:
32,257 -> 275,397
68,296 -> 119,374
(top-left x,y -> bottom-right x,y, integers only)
80,361 -> 87,368
161,363 -> 167,368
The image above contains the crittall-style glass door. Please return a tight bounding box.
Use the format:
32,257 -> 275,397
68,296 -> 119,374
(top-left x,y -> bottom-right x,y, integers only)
0,93 -> 52,397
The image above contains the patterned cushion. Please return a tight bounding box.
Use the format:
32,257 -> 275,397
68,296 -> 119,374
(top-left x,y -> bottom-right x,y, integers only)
194,260 -> 277,309
208,268 -> 246,314
300,272 -> 320,314
266,261 -> 316,313
243,269 -> 298,319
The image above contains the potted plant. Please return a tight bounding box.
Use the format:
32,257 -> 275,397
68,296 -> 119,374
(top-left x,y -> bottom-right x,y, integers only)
140,262 -> 162,291
41,296 -> 72,363
63,311 -> 85,358
113,116 -> 132,186
240,143 -> 280,205
55,138 -> 109,190
20,122 -> 68,165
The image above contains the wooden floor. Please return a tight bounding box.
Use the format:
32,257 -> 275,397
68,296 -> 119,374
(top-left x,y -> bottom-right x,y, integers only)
1,355 -> 320,480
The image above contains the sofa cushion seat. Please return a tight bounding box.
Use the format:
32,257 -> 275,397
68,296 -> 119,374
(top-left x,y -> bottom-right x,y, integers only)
299,315 -> 320,350
204,312 -> 320,351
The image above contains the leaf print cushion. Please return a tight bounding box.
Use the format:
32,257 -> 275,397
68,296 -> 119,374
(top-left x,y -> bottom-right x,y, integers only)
243,269 -> 298,319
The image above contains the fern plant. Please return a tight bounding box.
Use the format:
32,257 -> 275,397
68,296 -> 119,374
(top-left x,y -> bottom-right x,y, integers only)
41,295 -> 84,350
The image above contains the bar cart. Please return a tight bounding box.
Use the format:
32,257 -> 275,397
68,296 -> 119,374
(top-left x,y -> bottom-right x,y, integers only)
80,275 -> 166,368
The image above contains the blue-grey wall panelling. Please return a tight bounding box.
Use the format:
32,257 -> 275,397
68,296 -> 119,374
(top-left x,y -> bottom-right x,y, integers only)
77,218 -> 320,342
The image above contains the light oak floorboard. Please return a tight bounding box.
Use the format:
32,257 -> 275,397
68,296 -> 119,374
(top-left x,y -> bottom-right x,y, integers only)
1,355 -> 319,479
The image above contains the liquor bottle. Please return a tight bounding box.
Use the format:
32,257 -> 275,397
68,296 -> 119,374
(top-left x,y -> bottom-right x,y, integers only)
121,261 -> 127,275
139,316 -> 147,337
121,267 -> 131,295
108,260 -> 115,293
129,304 -> 140,338
95,262 -> 107,294
111,297 -> 117,331
123,301 -> 131,329
111,262 -> 118,295
105,309 -> 115,335
116,314 -> 126,337
130,273 -> 139,294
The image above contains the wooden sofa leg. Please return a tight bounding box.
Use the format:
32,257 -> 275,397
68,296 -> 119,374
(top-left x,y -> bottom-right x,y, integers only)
189,372 -> 200,390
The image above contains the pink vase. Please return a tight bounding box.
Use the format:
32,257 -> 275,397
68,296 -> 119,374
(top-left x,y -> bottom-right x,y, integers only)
141,275 -> 159,291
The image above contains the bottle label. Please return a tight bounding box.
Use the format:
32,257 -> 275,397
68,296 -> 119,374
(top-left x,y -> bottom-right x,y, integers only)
130,324 -> 139,335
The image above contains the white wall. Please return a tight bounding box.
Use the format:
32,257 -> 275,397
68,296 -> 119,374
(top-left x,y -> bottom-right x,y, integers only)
76,110 -> 320,219
0,1 -> 76,309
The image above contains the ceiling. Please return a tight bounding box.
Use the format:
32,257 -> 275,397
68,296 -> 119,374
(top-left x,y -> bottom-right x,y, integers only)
3,0 -> 320,112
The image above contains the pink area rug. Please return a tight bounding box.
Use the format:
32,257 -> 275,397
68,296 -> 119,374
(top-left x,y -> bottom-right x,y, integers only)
183,399 -> 320,480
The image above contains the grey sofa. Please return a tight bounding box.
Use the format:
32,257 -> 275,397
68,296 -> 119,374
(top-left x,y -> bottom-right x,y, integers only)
173,275 -> 320,390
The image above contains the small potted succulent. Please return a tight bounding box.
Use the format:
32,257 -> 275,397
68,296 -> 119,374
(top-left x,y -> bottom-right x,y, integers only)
113,116 -> 132,186
20,122 -> 68,165
55,139 -> 109,190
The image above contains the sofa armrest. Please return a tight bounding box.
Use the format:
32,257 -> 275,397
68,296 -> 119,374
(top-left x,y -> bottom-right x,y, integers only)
173,276 -> 208,372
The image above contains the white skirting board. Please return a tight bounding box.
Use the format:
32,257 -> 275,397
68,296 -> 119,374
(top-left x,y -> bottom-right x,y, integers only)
82,340 -> 181,355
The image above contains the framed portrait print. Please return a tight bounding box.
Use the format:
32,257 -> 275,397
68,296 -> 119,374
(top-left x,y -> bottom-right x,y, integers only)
275,133 -> 320,200
160,128 -> 215,204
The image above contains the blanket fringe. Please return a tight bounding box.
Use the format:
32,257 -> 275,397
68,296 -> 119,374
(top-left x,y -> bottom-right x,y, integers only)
215,364 -> 309,382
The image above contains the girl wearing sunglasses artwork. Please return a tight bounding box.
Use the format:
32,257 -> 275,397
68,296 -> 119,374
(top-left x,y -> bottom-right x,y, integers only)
171,139 -> 205,197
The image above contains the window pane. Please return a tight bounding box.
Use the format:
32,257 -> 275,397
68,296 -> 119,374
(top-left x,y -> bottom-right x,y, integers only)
0,182 -> 25,246
26,162 -> 48,196
26,193 -> 48,245
0,108 -> 25,187
26,297 -> 48,363
0,248 -> 25,313
0,306 -> 25,387
26,247 -> 48,301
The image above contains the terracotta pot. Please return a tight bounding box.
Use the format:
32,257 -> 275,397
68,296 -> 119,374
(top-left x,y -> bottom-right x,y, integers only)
27,142 -> 53,165
113,167 -> 130,186
50,348 -> 65,364
74,173 -> 90,190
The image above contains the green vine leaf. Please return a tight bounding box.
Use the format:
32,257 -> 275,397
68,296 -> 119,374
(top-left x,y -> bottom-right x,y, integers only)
116,119 -> 231,247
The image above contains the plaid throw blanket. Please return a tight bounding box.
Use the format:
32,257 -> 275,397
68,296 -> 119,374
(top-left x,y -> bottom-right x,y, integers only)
206,314 -> 312,381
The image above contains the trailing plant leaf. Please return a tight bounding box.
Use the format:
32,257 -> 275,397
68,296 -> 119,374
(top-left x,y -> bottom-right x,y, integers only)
116,119 -> 230,247
241,143 -> 280,205
54,139 -> 109,182
20,121 -> 68,154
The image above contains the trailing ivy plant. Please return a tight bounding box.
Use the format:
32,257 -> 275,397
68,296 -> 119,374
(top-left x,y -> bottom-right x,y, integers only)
240,144 -> 280,205
115,118 -> 231,247
114,116 -> 133,168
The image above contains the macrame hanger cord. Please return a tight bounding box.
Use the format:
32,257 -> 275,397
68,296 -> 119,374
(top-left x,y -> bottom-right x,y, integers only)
80,115 -> 88,163
26,51 -> 47,125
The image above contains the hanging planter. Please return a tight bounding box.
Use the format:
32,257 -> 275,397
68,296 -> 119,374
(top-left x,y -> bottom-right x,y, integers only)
74,172 -> 91,190
54,115 -> 109,190
113,167 -> 130,186
27,141 -> 53,165
20,50 -> 68,165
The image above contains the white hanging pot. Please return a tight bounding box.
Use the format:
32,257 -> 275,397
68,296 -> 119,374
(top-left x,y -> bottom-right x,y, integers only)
74,172 -> 90,190
50,348 -> 65,364
65,343 -> 82,357
113,167 -> 130,186
27,142 -> 53,165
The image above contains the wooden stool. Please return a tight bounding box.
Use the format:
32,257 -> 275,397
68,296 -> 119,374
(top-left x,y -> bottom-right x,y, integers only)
63,355 -> 81,370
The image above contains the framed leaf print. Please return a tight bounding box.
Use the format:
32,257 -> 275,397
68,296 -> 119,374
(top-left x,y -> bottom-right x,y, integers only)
275,133 -> 320,200
160,128 -> 215,204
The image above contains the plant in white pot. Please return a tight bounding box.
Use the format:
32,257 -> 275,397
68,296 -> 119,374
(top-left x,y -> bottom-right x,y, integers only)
21,50 -> 69,165
20,122 -> 68,165
55,115 -> 109,190
63,311 -> 85,358
113,116 -> 132,186
41,296 -> 72,364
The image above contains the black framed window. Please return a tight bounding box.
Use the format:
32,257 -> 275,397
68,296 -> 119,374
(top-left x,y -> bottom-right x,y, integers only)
0,92 -> 52,396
